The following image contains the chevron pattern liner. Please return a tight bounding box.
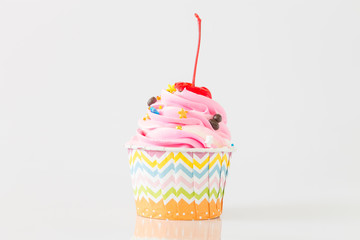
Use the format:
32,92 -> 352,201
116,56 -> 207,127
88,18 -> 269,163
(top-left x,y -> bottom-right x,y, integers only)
128,148 -> 231,220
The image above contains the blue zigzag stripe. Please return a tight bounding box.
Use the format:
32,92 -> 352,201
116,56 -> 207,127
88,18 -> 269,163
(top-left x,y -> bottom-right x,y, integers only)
130,162 -> 228,179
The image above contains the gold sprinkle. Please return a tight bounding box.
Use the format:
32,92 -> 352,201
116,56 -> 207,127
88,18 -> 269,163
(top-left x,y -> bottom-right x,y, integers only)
159,106 -> 163,109
166,84 -> 176,93
146,114 -> 150,119
178,108 -> 188,118
176,125 -> 182,130
156,96 -> 161,100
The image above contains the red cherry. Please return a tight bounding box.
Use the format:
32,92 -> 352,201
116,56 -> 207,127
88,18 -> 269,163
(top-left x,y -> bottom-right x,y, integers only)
173,15 -> 213,99
174,82 -> 212,99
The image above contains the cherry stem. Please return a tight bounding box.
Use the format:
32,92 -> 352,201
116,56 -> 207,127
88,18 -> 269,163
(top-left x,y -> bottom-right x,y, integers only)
192,13 -> 201,87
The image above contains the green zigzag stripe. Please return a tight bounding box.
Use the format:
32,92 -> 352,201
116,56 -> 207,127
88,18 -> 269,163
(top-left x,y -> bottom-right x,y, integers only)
133,186 -> 225,200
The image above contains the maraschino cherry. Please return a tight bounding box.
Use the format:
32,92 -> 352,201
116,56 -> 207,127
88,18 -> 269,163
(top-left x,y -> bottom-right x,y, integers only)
174,82 -> 212,98
174,13 -> 212,99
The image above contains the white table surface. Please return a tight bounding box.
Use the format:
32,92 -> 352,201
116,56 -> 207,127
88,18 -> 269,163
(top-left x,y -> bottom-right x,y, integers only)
1,195 -> 360,239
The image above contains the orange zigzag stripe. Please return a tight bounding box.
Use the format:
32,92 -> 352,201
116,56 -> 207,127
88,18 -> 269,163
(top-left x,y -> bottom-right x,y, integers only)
134,198 -> 224,220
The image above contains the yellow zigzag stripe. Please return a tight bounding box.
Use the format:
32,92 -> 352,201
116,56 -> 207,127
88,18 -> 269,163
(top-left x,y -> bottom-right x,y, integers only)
129,151 -> 230,170
209,154 -> 230,168
158,152 -> 195,169
129,150 -> 141,165
209,154 -> 221,168
174,152 -> 193,167
193,156 -> 209,169
158,152 -> 193,169
140,151 -> 157,168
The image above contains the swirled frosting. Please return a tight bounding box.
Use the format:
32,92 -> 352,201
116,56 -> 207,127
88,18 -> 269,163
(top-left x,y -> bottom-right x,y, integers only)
128,88 -> 231,148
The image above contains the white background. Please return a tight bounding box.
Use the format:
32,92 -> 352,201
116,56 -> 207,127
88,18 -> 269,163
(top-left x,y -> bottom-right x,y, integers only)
1,0 -> 360,239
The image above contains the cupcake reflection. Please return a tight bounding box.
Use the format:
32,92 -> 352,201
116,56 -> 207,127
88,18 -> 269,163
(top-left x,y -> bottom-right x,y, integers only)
133,216 -> 222,240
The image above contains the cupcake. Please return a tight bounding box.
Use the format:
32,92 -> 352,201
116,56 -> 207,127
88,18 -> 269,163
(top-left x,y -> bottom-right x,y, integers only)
126,13 -> 234,220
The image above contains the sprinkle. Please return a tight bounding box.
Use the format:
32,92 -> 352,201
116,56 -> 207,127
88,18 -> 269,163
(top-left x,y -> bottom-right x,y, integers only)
158,105 -> 163,109
147,96 -> 157,106
166,84 -> 176,93
143,117 -> 146,121
156,96 -> 161,100
213,114 -> 222,123
176,125 -> 182,130
150,107 -> 159,115
209,119 -> 219,130
146,114 -> 150,120
178,108 -> 188,118
231,143 -> 234,147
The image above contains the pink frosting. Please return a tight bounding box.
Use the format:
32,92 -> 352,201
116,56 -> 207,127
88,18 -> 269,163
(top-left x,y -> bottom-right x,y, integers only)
128,89 -> 231,148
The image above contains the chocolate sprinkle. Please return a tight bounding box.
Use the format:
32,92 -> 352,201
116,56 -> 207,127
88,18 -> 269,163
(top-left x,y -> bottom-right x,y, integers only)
147,96 -> 157,106
209,119 -> 219,130
213,114 -> 222,123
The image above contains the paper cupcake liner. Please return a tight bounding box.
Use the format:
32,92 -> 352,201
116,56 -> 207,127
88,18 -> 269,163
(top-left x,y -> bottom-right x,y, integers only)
133,216 -> 222,240
128,146 -> 232,220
